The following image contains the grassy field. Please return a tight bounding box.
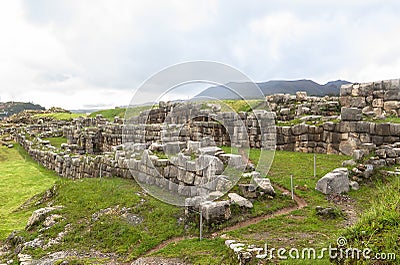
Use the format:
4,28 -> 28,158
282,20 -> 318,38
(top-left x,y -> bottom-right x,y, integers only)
1,144 -> 399,264
342,173 -> 400,263
207,99 -> 265,112
33,112 -> 86,121
154,150 -> 400,264
43,137 -> 67,149
152,150 -> 352,264
0,145 -> 58,239
89,108 -> 127,121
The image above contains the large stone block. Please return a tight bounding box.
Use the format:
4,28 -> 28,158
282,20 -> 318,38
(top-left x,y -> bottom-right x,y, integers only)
218,153 -> 246,169
315,168 -> 350,194
238,184 -> 258,198
372,98 -> 384,108
348,97 -> 367,108
375,123 -> 391,136
390,124 -> 400,135
341,107 -> 362,121
340,83 -> 353,96
354,122 -> 371,133
296,91 -> 308,101
384,101 -> 400,112
198,146 -> 222,156
254,177 -> 276,196
339,137 -> 360,156
26,206 -> 63,230
371,136 -> 384,145
384,89 -> 400,101
200,200 -> 231,222
291,124 -> 308,135
323,122 -> 336,131
228,193 -> 253,208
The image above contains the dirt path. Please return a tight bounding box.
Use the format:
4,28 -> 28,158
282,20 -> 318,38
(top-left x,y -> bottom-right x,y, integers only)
141,235 -> 195,256
218,185 -> 307,234
141,184 -> 307,258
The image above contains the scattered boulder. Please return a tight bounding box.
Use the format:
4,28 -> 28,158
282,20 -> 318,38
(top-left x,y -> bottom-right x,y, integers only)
228,193 -> 253,208
43,214 -> 63,228
26,206 -> 63,230
238,184 -> 258,198
315,168 -> 350,194
6,231 -> 25,247
254,177 -> 276,197
342,159 -> 356,167
349,181 -> 360,191
23,238 -> 44,249
198,146 -> 222,156
352,150 -> 364,161
315,206 -> 342,219
17,253 -> 32,265
123,214 -> 144,226
242,171 -> 261,179
363,164 -> 374,178
200,201 -> 231,223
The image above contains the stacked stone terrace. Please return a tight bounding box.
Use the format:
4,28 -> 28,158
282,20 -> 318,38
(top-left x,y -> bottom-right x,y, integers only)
340,79 -> 400,118
3,78 -> 400,197
2,78 -> 400,223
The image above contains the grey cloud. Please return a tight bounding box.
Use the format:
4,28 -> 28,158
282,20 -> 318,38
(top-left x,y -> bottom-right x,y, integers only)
1,0 -> 399,109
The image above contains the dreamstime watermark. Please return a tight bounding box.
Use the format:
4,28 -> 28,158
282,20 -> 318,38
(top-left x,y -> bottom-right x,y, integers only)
254,237 -> 396,261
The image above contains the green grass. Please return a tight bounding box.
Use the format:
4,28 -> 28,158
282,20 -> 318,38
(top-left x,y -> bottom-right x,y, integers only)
340,174 -> 400,263
89,108 -> 127,121
203,100 -> 264,113
276,118 -> 303,126
43,137 -> 67,149
383,116 -> 400,123
363,115 -> 400,124
33,112 -> 86,121
90,105 -> 162,121
152,150 -> 352,264
40,177 -> 186,259
6,176 -> 189,260
151,238 -> 237,264
0,144 -> 58,239
3,143 -> 399,264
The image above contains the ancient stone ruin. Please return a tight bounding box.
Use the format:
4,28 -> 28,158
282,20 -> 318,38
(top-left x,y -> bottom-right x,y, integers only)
1,78 -> 400,223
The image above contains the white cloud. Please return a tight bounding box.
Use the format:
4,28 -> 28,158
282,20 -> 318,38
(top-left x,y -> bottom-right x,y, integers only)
0,0 -> 400,109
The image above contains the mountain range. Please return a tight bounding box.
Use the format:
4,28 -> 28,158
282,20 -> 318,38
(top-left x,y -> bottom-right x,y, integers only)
0,101 -> 45,118
195,79 -> 351,100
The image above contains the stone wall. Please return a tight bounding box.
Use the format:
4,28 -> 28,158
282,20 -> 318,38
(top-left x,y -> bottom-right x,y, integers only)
63,115 -> 400,158
266,92 -> 340,121
63,108 -> 276,155
6,78 -> 400,173
15,132 -> 246,199
276,121 -> 400,156
340,79 -> 400,118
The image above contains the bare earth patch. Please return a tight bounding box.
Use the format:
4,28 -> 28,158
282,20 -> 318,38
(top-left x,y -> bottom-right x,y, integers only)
326,193 -> 358,227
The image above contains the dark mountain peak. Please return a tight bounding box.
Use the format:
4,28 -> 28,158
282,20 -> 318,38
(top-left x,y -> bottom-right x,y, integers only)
0,101 -> 45,118
324,80 -> 352,88
195,79 -> 351,100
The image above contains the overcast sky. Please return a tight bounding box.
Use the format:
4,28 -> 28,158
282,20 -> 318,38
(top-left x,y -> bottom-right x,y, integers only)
1,0 -> 400,110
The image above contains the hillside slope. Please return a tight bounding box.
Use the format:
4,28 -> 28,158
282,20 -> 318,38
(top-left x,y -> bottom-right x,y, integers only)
0,102 -> 45,117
